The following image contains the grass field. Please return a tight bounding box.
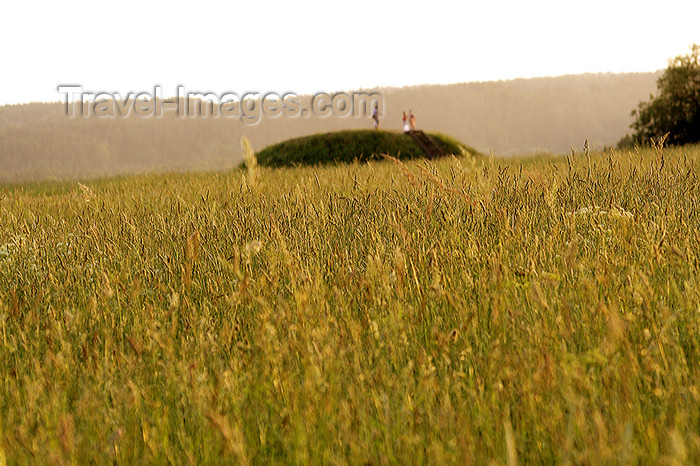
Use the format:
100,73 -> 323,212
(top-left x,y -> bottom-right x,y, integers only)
0,142 -> 699,463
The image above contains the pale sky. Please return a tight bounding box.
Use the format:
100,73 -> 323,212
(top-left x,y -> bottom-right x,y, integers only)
2,0 -> 698,105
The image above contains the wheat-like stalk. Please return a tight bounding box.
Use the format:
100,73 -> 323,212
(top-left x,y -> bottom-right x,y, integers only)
240,136 -> 258,191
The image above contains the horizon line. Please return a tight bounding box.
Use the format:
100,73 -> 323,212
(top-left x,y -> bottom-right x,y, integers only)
0,69 -> 663,108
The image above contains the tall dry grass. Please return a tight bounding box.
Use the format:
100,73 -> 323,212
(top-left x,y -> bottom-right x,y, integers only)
0,143 -> 698,463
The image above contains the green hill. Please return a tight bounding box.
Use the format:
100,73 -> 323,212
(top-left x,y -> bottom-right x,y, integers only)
255,129 -> 479,167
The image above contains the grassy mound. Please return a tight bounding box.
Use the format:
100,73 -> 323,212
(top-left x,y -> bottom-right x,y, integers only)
255,129 -> 478,167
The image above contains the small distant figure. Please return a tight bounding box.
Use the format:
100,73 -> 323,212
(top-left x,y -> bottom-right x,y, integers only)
402,111 -> 409,133
372,103 -> 380,129
408,109 -> 416,130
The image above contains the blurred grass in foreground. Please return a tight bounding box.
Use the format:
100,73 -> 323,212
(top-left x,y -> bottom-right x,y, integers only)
0,143 -> 698,463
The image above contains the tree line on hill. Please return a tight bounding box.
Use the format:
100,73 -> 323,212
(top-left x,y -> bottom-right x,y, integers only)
0,72 -> 660,182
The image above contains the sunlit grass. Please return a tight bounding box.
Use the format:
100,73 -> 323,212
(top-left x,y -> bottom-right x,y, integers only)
0,143 -> 698,463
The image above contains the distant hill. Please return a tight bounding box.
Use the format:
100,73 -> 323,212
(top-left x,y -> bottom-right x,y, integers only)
0,72 -> 660,182
255,130 -> 477,167
383,72 -> 661,155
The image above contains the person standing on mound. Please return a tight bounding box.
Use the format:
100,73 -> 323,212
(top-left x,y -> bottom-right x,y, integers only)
372,104 -> 380,129
402,111 -> 409,133
408,110 -> 416,130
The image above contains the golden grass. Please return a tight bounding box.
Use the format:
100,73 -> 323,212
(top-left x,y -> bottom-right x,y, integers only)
0,143 -> 698,463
